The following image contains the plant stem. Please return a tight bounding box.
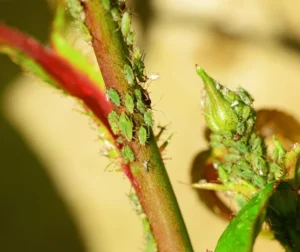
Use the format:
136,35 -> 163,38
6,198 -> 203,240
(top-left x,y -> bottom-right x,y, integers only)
81,0 -> 194,250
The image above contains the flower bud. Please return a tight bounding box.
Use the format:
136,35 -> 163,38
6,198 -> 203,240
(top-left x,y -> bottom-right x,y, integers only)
196,66 -> 238,133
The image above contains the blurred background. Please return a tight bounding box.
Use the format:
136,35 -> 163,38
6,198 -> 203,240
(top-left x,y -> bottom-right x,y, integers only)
2,0 -> 300,251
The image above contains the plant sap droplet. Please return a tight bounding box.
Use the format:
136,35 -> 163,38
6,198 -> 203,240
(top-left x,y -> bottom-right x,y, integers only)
138,126 -> 147,145
124,64 -> 135,85
118,112 -> 133,141
108,111 -> 120,134
107,88 -> 121,106
125,93 -> 134,113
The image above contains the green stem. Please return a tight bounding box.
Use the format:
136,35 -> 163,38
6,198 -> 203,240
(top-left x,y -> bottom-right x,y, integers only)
81,0 -> 194,251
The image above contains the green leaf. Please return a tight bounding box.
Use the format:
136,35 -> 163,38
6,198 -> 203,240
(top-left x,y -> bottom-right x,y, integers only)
215,182 -> 276,252
0,46 -> 58,88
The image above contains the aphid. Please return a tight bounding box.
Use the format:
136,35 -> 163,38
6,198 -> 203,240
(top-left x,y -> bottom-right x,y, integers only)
242,106 -> 251,120
118,112 -> 133,141
102,0 -> 111,10
133,52 -> 146,82
236,141 -> 248,153
124,64 -> 135,85
237,87 -> 253,105
121,12 -> 131,37
125,93 -> 134,113
107,111 -> 120,134
144,111 -> 153,128
111,8 -> 121,22
134,89 -> 142,100
270,163 -> 283,180
138,126 -> 147,145
107,88 -> 121,106
252,175 -> 265,189
272,136 -> 286,164
121,145 -> 135,163
136,100 -> 147,114
236,121 -> 245,135
126,31 -> 134,46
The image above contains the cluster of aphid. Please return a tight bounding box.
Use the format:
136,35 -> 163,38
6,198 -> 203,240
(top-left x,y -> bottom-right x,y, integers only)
208,82 -> 285,195
103,0 -> 154,164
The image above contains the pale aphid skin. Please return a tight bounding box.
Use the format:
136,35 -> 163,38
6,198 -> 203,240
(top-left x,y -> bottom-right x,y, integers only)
138,126 -> 147,145
107,88 -> 121,106
118,112 -> 133,141
121,12 -> 131,37
124,64 -> 135,85
121,145 -> 135,163
143,160 -> 150,172
125,93 -> 134,113
107,111 -> 120,135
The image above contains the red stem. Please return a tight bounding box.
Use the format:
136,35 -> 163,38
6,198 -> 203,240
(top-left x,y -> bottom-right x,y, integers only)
0,22 -> 112,131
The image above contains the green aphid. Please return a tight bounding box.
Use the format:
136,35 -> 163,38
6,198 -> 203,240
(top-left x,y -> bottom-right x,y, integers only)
240,170 -> 255,180
107,88 -> 121,106
223,90 -> 239,103
236,121 -> 246,135
108,111 -> 120,134
125,93 -> 134,113
210,133 -> 223,142
252,175 -> 266,189
133,51 -> 146,82
222,138 -> 236,147
237,87 -> 253,105
136,100 -> 147,114
242,106 -> 251,120
217,165 -> 229,182
236,160 -> 251,171
253,156 -> 268,176
233,104 -> 243,115
246,117 -> 255,133
224,154 -> 241,163
144,111 -> 153,127
121,12 -> 131,37
118,112 -> 133,141
272,136 -> 286,164
111,8 -> 121,22
121,145 -> 135,163
134,89 -> 142,100
138,126 -> 148,146
126,31 -> 134,45
102,0 -> 111,10
236,141 -> 248,153
124,64 -> 135,85
270,163 -> 283,180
